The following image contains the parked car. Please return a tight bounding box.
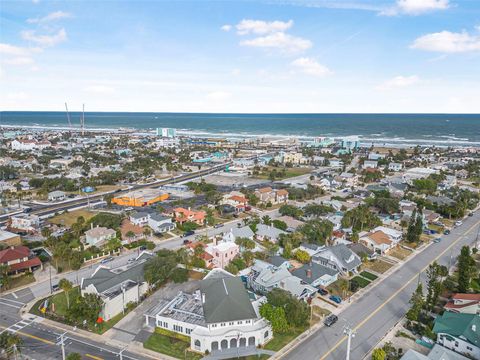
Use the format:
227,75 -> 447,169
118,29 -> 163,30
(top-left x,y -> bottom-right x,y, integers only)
455,220 -> 463,227
468,212 -> 474,217
324,314 -> 338,327
51,284 -> 59,292
139,245 -> 147,251
23,207 -> 32,213
329,295 -> 342,304
317,288 -> 328,296
214,223 -> 224,229
183,239 -> 192,245
444,229 -> 451,235
182,230 -> 195,237
127,258 -> 136,263
433,237 -> 442,243
100,256 -> 114,264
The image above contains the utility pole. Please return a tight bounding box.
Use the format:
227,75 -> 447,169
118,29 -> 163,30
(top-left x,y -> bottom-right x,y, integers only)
344,324 -> 356,360
49,264 -> 52,294
57,332 -> 67,360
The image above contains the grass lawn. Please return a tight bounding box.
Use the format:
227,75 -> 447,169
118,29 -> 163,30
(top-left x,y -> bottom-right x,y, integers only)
144,329 -> 202,360
351,276 -> 371,288
255,166 -> 312,180
30,287 -> 129,334
389,246 -> 413,261
264,327 -> 307,351
310,306 -> 331,325
361,259 -> 394,274
49,209 -> 96,227
188,271 -> 206,280
9,273 -> 35,289
93,185 -> 124,193
360,271 -> 378,281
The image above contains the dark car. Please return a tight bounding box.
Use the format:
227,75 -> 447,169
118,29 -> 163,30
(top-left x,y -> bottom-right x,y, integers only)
23,207 -> 32,213
317,288 -> 328,296
182,230 -> 195,237
444,229 -> 451,235
324,314 -> 338,327
329,295 -> 342,304
183,239 -> 192,245
469,212 -> 474,217
214,224 -> 224,229
51,284 -> 59,292
139,245 -> 147,251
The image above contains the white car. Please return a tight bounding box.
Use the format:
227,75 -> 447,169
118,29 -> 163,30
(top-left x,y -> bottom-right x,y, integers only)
455,220 -> 463,227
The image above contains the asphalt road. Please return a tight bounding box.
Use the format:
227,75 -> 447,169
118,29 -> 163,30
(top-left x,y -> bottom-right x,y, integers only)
282,211 -> 480,360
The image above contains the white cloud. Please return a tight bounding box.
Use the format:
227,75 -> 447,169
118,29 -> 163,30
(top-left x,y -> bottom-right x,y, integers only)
411,30 -> 480,53
291,57 -> 332,77
4,57 -> 35,66
84,85 -> 115,94
236,19 -> 293,35
206,91 -> 231,100
0,43 -> 34,57
221,24 -> 232,32
232,68 -> 241,76
397,0 -> 449,14
21,28 -> 67,47
27,11 -> 72,24
241,32 -> 312,54
377,75 -> 420,90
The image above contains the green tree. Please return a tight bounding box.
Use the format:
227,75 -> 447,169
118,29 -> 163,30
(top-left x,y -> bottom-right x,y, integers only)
294,249 -> 311,263
0,332 -> 23,358
406,283 -> 424,321
425,262 -> 442,311
259,303 -> 289,333
297,219 -> 333,245
371,348 -> 386,360
458,246 -> 476,293
225,263 -> 239,275
0,264 -> 11,291
66,353 -> 82,360
58,278 -> 73,309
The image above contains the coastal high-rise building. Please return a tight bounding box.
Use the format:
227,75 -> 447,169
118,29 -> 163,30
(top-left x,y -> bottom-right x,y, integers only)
156,128 -> 177,138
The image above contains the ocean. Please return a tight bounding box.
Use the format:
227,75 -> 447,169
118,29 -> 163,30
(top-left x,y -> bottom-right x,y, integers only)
1,112 -> 479,147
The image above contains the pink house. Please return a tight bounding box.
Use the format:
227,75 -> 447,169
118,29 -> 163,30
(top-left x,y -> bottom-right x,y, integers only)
205,240 -> 239,269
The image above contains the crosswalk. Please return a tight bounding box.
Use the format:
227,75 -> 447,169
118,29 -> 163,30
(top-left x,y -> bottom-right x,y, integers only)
0,318 -> 35,334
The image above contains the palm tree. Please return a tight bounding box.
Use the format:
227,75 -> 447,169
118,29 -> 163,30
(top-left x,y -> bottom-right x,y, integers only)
262,215 -> 271,225
0,331 -> 23,358
58,278 -> 73,309
0,264 -> 11,291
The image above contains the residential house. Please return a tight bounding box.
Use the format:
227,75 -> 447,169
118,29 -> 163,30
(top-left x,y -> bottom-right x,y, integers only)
81,252 -> 154,321
247,260 -> 316,300
130,211 -> 149,226
120,219 -> 145,244
433,312 -> 480,359
445,294 -> 480,315
363,160 -> 378,169
0,246 -> 42,275
174,208 -> 206,226
400,344 -> 469,360
360,229 -> 396,255
222,193 -> 248,212
85,225 -> 116,247
148,213 -> 175,233
10,214 -> 40,233
205,239 -> 239,269
11,139 -> 51,151
291,262 -> 339,288
348,243 -> 376,260
48,190 -> 67,202
0,230 -> 22,247
254,187 -> 288,205
255,224 -> 287,243
147,271 -> 272,353
335,172 -> 358,187
313,244 -> 362,275
389,162 -> 403,172
276,216 -> 304,232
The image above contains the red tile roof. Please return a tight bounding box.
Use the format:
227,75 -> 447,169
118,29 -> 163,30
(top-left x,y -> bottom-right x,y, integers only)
0,246 -> 30,264
452,293 -> 480,301
9,257 -> 41,272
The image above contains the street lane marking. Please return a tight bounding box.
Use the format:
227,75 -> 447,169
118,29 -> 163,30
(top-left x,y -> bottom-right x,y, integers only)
86,354 -> 104,360
318,218 -> 480,360
11,292 -> 18,299
0,325 -> 54,345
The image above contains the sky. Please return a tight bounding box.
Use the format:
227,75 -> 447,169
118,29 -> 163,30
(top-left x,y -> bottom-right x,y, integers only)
0,0 -> 479,113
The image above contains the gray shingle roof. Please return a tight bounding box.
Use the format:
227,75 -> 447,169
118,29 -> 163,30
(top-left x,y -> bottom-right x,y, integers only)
232,226 -> 254,239
81,252 -> 154,294
149,213 -> 171,222
315,244 -> 361,272
200,276 -> 257,324
130,211 -> 149,220
292,263 -> 338,284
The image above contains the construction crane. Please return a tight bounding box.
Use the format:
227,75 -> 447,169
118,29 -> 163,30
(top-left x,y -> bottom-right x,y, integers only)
64,102 -> 72,128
